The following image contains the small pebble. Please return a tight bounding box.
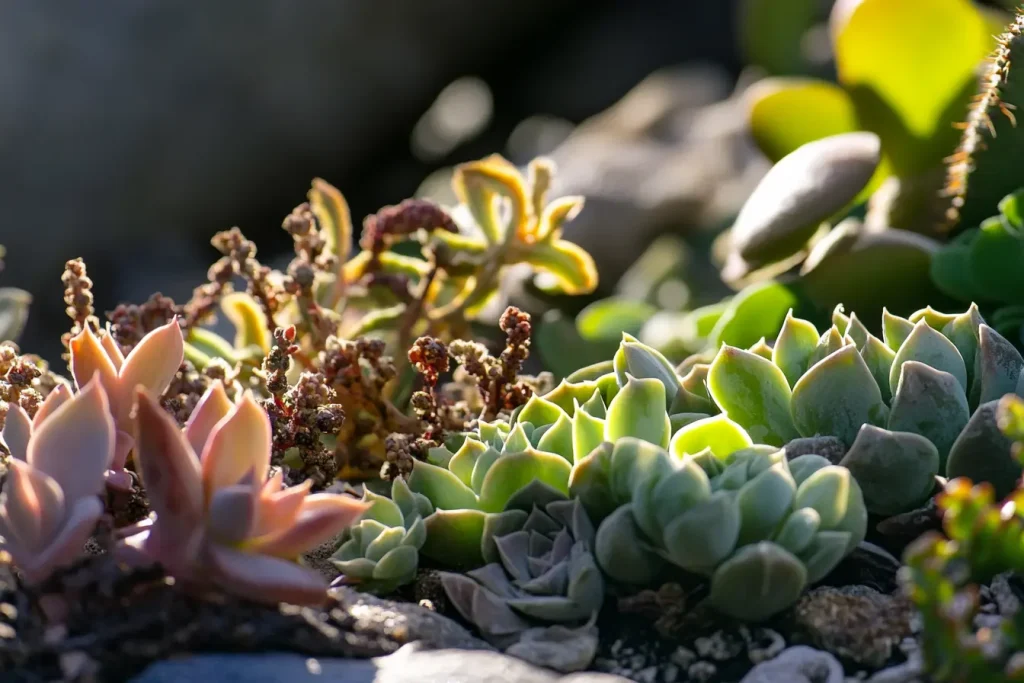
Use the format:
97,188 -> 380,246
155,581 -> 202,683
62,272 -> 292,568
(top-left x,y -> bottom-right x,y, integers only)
745,627 -> 786,664
694,630 -> 743,661
670,646 -> 696,668
634,665 -> 658,683
974,614 -> 1004,630
688,661 -> 717,683
662,663 -> 680,683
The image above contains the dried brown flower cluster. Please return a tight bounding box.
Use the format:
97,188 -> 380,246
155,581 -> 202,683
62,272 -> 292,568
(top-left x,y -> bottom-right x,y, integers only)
59,258 -> 99,357
449,306 -> 534,421
257,327 -> 348,488
107,293 -> 182,355
0,344 -> 65,443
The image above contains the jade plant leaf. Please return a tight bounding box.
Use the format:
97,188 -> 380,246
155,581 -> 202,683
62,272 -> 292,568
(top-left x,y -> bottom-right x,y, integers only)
747,79 -> 859,162
832,0 -> 992,175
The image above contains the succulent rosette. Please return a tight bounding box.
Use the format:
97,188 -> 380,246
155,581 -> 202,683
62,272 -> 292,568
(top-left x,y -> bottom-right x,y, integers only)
126,381 -> 367,605
571,436 -> 867,621
439,498 -> 604,646
331,477 -> 432,594
0,378 -> 115,583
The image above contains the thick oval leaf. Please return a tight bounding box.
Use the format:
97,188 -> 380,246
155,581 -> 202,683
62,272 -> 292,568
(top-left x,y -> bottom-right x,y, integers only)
772,310 -> 820,388
577,298 -> 657,342
670,414 -> 753,461
971,324 -> 1024,409
888,361 -> 970,470
708,346 -> 799,446
791,345 -> 888,446
605,376 -> 671,449
709,542 -> 807,621
478,449 -> 572,513
407,460 -> 480,511
833,0 -> 991,174
800,225 -> 942,319
946,400 -> 1022,499
709,282 -> 799,351
839,424 -> 939,516
730,132 -> 880,267
747,78 -> 858,163
888,321 -> 968,397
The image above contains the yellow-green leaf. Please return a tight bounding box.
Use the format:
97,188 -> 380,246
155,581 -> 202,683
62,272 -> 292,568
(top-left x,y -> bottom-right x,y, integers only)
833,0 -> 991,172
221,292 -> 271,354
309,178 -> 353,267
452,154 -> 527,244
521,239 -> 599,296
747,78 -> 859,163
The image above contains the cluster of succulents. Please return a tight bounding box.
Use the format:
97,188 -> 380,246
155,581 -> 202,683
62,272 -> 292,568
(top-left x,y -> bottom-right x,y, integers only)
391,336 -> 870,623
903,395 -> 1024,682
1,320 -> 369,605
676,303 -> 1024,513
0,152 -> 603,620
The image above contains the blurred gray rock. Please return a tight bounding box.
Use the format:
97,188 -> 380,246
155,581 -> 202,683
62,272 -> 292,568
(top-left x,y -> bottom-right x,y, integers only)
0,0 -> 574,357
740,646 -> 844,683
545,66 -> 770,290
130,644 -> 633,683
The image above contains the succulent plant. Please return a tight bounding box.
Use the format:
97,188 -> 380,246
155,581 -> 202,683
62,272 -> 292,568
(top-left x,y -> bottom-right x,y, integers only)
331,477 -> 431,594
406,365 -> 715,568
571,437 -> 866,621
932,189 -> 1024,343
945,11 -> 1024,233
439,498 -> 605,647
660,303 -> 1024,513
0,377 -> 114,583
746,0 -> 993,233
127,382 -> 367,606
903,397 -> 1024,682
68,318 -> 185,490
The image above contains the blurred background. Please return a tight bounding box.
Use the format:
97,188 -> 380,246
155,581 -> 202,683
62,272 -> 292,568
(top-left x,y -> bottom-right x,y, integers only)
0,0 -> 1015,365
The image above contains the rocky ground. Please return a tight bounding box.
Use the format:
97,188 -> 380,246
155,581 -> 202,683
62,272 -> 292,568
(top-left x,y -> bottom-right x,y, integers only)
6,531 -> 1020,682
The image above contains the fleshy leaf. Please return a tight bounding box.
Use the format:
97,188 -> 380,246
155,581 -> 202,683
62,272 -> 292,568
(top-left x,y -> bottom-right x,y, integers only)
791,345 -> 888,446
605,375 -> 671,448
708,346 -> 798,446
888,361 -> 969,470
888,321 -> 968,397
670,414 -> 753,461
521,239 -> 599,296
773,311 -> 820,388
839,424 -> 939,516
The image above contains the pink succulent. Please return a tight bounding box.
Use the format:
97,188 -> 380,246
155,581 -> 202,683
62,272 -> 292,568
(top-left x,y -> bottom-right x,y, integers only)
129,382 -> 368,606
68,320 -> 184,490
0,377 -> 115,583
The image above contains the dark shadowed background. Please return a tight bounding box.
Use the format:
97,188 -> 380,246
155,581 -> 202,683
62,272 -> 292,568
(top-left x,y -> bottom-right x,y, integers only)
0,0 -> 746,363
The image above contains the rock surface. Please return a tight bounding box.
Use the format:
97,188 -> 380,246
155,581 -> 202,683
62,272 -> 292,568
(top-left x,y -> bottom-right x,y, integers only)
129,645 -> 632,683
793,585 -> 913,669
537,66 -> 768,290
740,645 -> 844,683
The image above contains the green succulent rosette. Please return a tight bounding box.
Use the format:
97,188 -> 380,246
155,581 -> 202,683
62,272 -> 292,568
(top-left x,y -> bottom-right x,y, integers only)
331,477 -> 432,593
570,436 -> 866,621
439,498 -> 605,646
658,303 -> 1024,512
